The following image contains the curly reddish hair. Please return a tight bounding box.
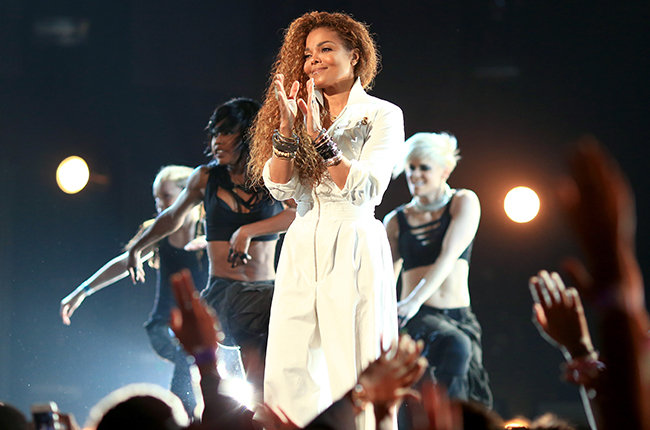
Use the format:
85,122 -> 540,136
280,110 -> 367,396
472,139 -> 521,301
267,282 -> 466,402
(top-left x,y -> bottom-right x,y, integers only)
248,11 -> 380,188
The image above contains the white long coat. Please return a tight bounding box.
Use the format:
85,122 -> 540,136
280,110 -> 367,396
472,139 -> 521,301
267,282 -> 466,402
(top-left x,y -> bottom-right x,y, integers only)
262,79 -> 404,429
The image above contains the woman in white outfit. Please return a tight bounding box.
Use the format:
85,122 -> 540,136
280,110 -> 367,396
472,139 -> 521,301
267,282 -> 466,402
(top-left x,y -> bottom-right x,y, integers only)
249,11 -> 404,428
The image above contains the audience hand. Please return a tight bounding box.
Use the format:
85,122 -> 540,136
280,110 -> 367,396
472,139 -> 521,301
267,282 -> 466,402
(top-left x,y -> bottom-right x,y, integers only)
559,138 -> 644,313
529,270 -> 595,360
406,380 -> 462,430
169,269 -> 224,356
357,334 -> 428,414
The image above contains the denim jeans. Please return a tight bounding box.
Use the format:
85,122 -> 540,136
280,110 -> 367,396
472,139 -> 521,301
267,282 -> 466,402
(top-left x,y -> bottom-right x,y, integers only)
405,305 -> 492,406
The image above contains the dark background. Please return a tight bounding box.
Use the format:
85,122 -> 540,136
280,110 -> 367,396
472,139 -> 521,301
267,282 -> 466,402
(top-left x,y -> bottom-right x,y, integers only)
1,0 -> 648,426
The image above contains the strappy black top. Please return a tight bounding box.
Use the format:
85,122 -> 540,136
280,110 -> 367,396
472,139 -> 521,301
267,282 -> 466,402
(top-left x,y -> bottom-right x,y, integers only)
204,164 -> 283,242
396,195 -> 472,271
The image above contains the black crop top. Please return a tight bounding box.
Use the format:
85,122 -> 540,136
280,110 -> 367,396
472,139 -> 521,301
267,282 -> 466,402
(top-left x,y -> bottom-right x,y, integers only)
204,164 -> 283,242
396,195 -> 472,271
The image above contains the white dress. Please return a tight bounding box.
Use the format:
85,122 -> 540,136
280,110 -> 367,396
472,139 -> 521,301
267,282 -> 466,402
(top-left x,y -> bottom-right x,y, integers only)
262,79 -> 404,428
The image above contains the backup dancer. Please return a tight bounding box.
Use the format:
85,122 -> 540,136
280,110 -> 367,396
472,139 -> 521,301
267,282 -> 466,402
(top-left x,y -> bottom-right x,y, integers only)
60,164 -> 206,415
384,132 -> 492,407
126,98 -> 295,402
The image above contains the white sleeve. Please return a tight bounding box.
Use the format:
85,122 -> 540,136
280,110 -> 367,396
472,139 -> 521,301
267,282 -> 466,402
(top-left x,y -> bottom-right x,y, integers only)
262,158 -> 305,201
338,104 -> 405,205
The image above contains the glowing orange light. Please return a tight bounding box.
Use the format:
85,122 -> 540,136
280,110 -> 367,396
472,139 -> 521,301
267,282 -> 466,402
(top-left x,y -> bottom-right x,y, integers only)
504,417 -> 531,428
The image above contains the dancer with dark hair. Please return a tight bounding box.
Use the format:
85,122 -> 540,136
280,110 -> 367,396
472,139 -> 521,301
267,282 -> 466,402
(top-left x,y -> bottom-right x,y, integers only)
249,11 -> 404,428
125,98 -> 295,401
60,164 -> 206,415
384,132 -> 492,408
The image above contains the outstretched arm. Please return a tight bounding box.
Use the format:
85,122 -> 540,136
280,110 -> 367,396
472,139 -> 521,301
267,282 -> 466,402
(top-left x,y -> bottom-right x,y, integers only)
60,242 -> 155,325
127,167 -> 206,283
398,190 -> 480,325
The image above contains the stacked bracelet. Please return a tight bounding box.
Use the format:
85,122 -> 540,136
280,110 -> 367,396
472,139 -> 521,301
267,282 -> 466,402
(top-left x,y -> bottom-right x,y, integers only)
313,129 -> 343,167
272,129 -> 298,159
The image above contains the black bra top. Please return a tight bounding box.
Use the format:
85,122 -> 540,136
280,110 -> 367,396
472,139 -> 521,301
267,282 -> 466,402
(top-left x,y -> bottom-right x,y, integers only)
396,195 -> 472,271
204,164 -> 283,242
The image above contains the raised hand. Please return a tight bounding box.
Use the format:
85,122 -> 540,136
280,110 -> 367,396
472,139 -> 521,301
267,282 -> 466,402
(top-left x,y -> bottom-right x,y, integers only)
297,78 -> 323,139
169,269 -> 224,355
559,138 -> 643,312
529,270 -> 595,359
274,74 -> 299,136
358,334 -> 428,410
407,381 -> 462,430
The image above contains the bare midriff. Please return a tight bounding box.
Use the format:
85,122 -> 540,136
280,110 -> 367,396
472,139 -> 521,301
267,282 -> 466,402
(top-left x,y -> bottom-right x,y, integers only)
401,259 -> 471,309
207,240 -> 277,281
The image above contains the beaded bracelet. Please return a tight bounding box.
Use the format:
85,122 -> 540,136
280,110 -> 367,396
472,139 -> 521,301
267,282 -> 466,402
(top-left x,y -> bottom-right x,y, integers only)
273,146 -> 296,160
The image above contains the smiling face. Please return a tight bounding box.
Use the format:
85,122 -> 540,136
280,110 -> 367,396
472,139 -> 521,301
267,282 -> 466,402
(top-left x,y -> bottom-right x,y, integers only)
154,180 -> 183,214
303,27 -> 359,92
405,156 -> 450,198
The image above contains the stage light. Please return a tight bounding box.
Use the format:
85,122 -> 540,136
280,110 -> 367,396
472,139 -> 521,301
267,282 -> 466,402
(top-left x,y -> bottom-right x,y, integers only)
504,417 -> 530,428
216,343 -> 255,410
504,186 -> 540,223
56,156 -> 90,194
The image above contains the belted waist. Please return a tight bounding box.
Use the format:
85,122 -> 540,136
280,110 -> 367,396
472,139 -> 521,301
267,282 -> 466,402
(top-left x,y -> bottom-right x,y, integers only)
296,200 -> 375,220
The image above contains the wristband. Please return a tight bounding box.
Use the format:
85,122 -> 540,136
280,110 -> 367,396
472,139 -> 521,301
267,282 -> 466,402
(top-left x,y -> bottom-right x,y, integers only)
562,353 -> 605,388
192,347 -> 217,366
81,284 -> 93,295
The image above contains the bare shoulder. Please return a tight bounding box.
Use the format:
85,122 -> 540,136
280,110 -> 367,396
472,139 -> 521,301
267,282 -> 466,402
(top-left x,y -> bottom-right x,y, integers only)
185,165 -> 210,191
451,189 -> 480,215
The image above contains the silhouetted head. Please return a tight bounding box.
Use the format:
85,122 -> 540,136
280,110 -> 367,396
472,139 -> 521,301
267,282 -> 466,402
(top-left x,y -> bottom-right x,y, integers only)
87,383 -> 189,430
0,402 -> 28,430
